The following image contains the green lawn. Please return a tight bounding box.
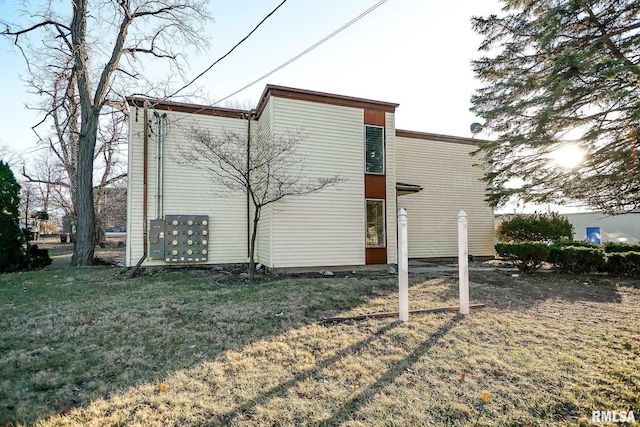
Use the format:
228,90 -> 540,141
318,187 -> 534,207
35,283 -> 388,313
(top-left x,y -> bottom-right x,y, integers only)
1,266 -> 638,426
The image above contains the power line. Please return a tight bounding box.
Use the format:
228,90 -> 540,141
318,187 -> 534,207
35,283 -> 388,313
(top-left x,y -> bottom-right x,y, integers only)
164,0 -> 390,127
150,0 -> 288,107
212,0 -> 389,106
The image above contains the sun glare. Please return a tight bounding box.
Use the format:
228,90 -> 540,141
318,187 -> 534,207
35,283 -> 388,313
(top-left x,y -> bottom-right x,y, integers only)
550,144 -> 584,169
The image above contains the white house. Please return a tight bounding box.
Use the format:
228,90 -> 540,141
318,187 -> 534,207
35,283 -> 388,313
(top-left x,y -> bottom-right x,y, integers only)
125,85 -> 495,269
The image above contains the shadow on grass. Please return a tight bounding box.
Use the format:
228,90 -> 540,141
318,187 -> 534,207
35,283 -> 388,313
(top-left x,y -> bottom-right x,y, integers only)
319,315 -> 462,426
217,321 -> 401,425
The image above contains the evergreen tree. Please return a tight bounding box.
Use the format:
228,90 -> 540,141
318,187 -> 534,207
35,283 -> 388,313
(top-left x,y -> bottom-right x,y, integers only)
0,161 -> 24,271
471,0 -> 640,214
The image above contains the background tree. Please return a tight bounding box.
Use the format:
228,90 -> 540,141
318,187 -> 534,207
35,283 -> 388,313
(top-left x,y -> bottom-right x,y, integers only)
181,127 -> 342,280
21,155 -> 63,235
0,161 -> 25,272
0,144 -> 17,167
471,0 -> 640,214
3,0 -> 211,265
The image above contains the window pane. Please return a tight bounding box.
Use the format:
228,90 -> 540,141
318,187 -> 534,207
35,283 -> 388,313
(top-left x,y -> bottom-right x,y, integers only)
366,200 -> 385,248
365,126 -> 384,174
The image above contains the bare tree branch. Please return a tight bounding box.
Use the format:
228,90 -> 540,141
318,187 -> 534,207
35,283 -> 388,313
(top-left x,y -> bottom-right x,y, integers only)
180,126 -> 343,280
3,20 -> 71,40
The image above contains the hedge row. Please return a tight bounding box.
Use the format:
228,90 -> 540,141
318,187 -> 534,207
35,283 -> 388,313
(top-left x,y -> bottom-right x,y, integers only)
495,242 -> 640,276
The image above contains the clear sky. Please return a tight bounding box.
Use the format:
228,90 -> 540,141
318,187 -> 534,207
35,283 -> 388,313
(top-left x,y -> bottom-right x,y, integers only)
0,0 -> 502,158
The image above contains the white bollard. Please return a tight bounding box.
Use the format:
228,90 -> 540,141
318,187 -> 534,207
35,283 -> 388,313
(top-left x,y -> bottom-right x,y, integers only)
398,208 -> 409,322
458,210 -> 469,315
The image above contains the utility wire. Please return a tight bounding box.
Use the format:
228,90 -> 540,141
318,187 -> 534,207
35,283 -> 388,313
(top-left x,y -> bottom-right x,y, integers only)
212,0 -> 389,107
164,0 -> 390,127
149,0 -> 288,108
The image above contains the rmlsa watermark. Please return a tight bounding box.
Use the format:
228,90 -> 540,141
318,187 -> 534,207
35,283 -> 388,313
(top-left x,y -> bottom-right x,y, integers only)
592,410 -> 636,423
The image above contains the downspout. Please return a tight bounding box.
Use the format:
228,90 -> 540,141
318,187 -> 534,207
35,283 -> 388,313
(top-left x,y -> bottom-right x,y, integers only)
155,111 -> 165,219
127,100 -> 149,279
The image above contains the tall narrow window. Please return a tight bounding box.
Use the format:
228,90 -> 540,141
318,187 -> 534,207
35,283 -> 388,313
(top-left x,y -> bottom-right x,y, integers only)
365,125 -> 384,174
366,199 -> 385,248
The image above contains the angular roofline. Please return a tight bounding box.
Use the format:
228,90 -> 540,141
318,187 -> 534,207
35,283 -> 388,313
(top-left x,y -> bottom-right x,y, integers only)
126,91 -> 489,148
126,86 -> 400,122
396,129 -> 489,146
125,96 -> 251,120
255,84 -> 399,119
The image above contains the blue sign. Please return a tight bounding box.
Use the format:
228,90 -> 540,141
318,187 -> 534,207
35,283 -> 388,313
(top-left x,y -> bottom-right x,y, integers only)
586,227 -> 601,245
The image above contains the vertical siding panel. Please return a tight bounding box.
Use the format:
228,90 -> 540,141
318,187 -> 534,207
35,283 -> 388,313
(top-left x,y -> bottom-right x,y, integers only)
385,113 -> 397,264
395,136 -> 495,258
255,98 -> 273,266
270,97 -> 365,268
126,107 -> 144,266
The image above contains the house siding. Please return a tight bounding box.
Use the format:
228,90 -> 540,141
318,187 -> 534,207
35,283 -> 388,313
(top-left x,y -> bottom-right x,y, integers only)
385,112 -> 397,264
125,108 -> 141,267
269,97 -> 366,268
254,98 -> 273,267
126,106 -> 249,266
395,135 -> 495,258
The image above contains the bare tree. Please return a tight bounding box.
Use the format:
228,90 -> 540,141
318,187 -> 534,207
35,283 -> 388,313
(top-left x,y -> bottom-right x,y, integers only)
3,0 -> 211,265
21,151 -> 73,232
181,127 -> 342,280
0,144 -> 17,166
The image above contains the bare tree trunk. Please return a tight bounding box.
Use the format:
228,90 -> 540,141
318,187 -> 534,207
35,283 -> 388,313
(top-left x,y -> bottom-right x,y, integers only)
248,206 -> 260,281
71,114 -> 97,266
69,0 -> 96,266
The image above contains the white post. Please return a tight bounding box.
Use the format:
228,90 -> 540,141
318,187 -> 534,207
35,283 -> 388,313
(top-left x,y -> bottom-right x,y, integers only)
458,210 -> 469,315
398,208 -> 409,322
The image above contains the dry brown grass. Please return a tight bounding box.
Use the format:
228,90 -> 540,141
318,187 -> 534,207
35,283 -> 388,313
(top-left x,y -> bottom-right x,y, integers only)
1,266 -> 639,426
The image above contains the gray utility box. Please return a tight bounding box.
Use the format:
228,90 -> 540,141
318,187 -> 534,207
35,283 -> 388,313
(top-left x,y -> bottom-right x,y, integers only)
148,219 -> 165,259
148,215 -> 209,263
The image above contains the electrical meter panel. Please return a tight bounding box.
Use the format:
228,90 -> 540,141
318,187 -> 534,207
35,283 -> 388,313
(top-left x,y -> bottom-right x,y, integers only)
148,215 -> 209,263
148,219 -> 165,259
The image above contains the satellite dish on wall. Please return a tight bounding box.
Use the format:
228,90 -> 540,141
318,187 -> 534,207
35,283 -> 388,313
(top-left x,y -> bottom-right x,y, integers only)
470,122 -> 483,134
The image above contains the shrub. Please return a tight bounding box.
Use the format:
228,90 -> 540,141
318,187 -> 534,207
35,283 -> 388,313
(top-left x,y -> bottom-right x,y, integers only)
27,245 -> 52,269
603,242 -> 640,253
548,245 -> 606,274
496,212 -> 574,242
0,161 -> 25,272
495,242 -> 550,271
605,252 -> 640,276
552,239 -> 598,249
